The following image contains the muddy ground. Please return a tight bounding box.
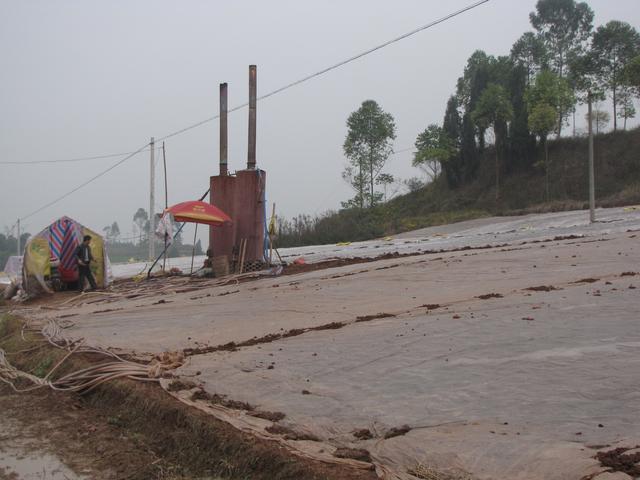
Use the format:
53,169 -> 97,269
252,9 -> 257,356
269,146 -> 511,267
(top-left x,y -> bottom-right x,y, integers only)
0,384 -> 180,480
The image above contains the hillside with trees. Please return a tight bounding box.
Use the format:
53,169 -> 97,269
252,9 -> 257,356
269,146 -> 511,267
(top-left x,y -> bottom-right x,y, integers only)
276,0 -> 640,248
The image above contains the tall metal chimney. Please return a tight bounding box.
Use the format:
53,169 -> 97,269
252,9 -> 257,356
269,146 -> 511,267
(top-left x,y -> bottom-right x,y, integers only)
219,82 -> 228,176
247,65 -> 257,169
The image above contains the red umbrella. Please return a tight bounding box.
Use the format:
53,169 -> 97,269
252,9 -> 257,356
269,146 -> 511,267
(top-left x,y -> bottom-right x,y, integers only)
166,201 -> 231,226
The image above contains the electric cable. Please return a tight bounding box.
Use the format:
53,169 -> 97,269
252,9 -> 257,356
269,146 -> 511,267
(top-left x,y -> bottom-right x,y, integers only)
0,147 -> 162,166
156,0 -> 489,143
20,142 -> 151,221
12,0 -> 488,221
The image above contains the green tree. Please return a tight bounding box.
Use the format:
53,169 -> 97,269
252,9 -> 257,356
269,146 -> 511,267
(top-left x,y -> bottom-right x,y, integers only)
375,173 -> 395,202
530,0 -> 593,136
457,51 -> 494,150
413,124 -> 455,182
617,89 -> 636,130
511,32 -> 548,85
442,95 -> 469,186
110,222 -> 120,241
526,69 -> 575,180
622,55 -> 640,94
403,177 -> 424,193
195,239 -> 204,256
459,113 -> 479,184
133,208 -> 148,244
525,70 -> 575,134
589,21 -> 640,131
471,84 -> 514,200
508,63 -> 536,170
584,109 -> 610,134
528,103 -> 557,201
530,0 -> 594,78
342,100 -> 396,209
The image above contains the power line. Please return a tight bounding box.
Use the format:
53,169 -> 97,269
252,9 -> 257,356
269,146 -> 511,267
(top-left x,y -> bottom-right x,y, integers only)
0,147 -> 161,165
14,0 -> 488,221
391,147 -> 416,155
20,142 -> 151,221
156,0 -> 490,142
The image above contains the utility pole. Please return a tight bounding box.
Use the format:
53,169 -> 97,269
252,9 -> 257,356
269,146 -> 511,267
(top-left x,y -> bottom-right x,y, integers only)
588,92 -> 595,223
162,142 -> 168,271
149,137 -> 156,260
16,219 -> 21,256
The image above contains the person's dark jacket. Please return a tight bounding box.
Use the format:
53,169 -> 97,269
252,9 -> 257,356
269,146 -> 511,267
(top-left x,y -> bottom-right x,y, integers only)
75,244 -> 94,267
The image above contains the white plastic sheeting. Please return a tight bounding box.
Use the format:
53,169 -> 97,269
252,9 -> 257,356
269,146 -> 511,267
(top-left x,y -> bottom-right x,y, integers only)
110,207 -> 640,280
1,256 -> 23,285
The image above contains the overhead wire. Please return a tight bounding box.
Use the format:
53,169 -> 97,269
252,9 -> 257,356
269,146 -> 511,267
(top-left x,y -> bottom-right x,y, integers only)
13,0 -> 489,222
0,147 -> 161,166
155,0 -> 489,143
19,142 -> 151,221
391,146 -> 417,155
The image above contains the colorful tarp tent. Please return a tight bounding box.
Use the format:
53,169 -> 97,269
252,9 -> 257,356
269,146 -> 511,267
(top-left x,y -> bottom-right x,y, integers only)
22,216 -> 111,294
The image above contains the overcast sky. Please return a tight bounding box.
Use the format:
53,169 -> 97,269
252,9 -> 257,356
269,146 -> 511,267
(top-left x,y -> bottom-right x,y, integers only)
1,0 -> 638,246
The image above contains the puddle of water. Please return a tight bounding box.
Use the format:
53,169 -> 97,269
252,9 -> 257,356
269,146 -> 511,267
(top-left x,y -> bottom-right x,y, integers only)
0,448 -> 86,480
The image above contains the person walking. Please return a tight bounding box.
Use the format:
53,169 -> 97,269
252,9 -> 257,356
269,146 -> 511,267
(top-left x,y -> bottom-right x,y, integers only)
76,235 -> 97,292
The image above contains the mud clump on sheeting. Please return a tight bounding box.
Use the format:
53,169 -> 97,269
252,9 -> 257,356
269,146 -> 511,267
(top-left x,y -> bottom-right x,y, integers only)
420,304 -> 441,310
476,293 -> 503,300
189,388 -> 254,411
249,410 -> 286,422
282,243 -> 511,277
356,313 -> 396,322
184,321 -> 348,357
353,429 -> 373,440
91,308 -> 123,314
375,264 -> 400,271
552,235 -> 583,241
620,271 -> 638,277
572,278 -> 600,284
595,446 -> 640,476
333,448 -> 372,463
167,379 -> 198,392
314,322 -> 345,331
525,285 -> 560,292
283,253 -> 404,276
409,464 -> 473,480
266,424 -> 320,441
384,425 -> 412,439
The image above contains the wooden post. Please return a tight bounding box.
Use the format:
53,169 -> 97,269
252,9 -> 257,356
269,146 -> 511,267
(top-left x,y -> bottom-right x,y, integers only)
149,137 -> 156,261
16,219 -> 21,256
190,224 -> 198,274
269,203 -> 275,266
162,142 -> 168,271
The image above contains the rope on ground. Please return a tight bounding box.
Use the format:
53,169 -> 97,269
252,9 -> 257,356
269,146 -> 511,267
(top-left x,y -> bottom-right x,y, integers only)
0,345 -> 184,395
0,318 -> 185,395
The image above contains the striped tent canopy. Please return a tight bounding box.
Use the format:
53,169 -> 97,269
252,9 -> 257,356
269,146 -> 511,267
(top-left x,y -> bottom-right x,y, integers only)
48,216 -> 82,279
22,216 -> 111,294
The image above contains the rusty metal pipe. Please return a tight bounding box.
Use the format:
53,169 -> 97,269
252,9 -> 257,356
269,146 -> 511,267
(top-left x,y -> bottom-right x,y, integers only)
247,65 -> 257,169
220,82 -> 228,176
